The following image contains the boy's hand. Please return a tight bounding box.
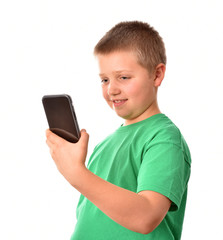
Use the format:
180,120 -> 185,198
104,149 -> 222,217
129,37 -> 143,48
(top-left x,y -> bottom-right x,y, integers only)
46,129 -> 89,186
45,129 -> 170,234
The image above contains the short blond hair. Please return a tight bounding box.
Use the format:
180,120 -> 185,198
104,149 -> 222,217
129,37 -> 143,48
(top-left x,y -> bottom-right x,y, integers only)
94,21 -> 166,72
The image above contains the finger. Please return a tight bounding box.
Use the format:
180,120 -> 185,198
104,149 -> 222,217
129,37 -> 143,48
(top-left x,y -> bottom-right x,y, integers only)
46,129 -> 54,142
78,129 -> 89,160
79,129 -> 89,146
46,129 -> 65,145
46,138 -> 54,149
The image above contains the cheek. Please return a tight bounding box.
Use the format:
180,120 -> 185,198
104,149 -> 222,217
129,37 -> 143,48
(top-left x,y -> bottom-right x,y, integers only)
127,82 -> 154,103
126,83 -> 143,97
102,87 -> 110,101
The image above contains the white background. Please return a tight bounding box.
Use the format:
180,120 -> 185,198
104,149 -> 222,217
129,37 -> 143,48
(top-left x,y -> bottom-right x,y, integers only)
0,0 -> 222,239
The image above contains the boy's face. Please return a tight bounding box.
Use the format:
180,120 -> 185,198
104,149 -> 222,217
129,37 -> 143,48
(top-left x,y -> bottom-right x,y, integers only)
97,51 -> 162,125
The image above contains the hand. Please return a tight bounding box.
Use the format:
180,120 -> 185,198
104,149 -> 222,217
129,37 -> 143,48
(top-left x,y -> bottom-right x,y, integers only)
46,129 -> 89,186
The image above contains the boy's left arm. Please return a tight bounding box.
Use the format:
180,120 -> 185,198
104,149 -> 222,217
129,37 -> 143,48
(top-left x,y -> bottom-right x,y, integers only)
46,129 -> 171,234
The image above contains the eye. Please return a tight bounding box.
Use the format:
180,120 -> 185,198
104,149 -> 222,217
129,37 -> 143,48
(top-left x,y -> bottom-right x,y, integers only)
101,78 -> 109,84
120,76 -> 130,80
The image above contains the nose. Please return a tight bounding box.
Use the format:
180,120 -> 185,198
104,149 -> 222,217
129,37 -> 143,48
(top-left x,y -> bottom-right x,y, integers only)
107,80 -> 121,96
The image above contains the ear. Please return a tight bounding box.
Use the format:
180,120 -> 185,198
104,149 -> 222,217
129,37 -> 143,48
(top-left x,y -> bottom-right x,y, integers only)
154,63 -> 166,87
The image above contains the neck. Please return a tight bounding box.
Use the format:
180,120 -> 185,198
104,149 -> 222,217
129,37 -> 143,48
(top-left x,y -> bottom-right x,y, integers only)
124,101 -> 161,126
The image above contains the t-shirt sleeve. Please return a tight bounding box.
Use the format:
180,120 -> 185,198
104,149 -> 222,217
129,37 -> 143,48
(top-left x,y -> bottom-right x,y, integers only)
137,142 -> 191,211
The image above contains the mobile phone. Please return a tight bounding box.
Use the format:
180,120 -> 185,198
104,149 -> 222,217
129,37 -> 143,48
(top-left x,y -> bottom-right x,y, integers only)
42,94 -> 80,143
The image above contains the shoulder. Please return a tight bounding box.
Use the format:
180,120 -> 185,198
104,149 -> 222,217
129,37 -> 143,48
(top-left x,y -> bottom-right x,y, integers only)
146,116 -> 191,166
137,114 -> 191,165
143,114 -> 185,147
152,120 -> 182,146
131,114 -> 182,146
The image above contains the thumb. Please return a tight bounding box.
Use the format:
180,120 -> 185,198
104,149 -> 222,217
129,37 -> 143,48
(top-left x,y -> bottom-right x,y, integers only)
77,129 -> 89,161
79,129 -> 89,147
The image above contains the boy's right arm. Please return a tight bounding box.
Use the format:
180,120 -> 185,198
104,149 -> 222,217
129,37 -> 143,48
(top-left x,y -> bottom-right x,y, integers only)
72,166 -> 171,234
46,129 -> 171,234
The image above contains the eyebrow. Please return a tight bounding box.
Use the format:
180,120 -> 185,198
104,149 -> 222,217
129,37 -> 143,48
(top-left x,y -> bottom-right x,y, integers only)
99,70 -> 133,77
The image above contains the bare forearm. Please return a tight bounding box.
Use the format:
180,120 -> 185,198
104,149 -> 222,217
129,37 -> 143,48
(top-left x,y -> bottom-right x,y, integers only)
72,167 -> 155,234
46,130 -> 169,234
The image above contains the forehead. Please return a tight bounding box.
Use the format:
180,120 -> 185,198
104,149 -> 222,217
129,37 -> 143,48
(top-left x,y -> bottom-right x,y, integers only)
97,51 -> 141,73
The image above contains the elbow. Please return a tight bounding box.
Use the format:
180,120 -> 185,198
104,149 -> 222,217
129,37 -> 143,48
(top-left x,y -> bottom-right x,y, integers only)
137,225 -> 154,235
134,219 -> 159,235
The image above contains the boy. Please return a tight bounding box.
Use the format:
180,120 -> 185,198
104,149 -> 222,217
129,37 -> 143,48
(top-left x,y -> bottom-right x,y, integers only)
46,21 -> 191,240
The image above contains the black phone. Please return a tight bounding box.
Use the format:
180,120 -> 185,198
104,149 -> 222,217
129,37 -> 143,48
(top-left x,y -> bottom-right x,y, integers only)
42,94 -> 80,143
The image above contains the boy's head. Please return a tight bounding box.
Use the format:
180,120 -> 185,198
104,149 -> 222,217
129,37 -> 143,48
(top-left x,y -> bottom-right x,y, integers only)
94,21 -> 166,125
94,21 -> 166,73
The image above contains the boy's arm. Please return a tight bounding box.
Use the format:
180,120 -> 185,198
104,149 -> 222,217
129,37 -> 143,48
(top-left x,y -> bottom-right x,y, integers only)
46,129 -> 171,234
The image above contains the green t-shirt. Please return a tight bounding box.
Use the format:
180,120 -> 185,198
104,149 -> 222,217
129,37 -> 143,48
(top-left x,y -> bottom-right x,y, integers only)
71,114 -> 191,240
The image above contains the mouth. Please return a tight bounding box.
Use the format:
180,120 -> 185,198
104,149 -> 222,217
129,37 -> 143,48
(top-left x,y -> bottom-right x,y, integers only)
111,99 -> 128,107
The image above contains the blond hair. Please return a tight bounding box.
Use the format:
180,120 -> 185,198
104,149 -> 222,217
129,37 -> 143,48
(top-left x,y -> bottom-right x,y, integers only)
94,21 -> 166,72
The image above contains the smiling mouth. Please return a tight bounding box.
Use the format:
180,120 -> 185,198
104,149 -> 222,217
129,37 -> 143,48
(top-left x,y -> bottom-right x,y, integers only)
111,99 -> 128,107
